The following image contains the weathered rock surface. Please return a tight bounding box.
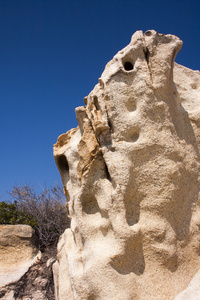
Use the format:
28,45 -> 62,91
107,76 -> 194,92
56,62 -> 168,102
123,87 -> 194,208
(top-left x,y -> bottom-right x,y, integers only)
174,268 -> 200,299
53,30 -> 200,300
0,225 -> 41,290
0,251 -> 56,300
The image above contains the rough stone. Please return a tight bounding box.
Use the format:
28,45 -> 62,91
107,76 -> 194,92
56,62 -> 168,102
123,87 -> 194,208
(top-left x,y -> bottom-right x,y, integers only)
3,290 -> 15,300
174,268 -> 200,299
0,250 -> 56,300
53,30 -> 200,300
46,257 -> 56,268
0,225 -> 41,289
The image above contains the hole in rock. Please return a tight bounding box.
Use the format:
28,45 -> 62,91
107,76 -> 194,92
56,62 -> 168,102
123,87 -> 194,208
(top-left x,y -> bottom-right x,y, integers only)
104,163 -> 111,182
131,132 -> 139,142
144,47 -> 150,65
125,98 -> 136,112
191,83 -> 197,89
145,30 -> 153,36
93,95 -> 100,110
124,61 -> 134,71
127,127 -> 139,143
107,119 -> 113,132
82,194 -> 100,215
57,155 -> 69,173
57,155 -> 70,186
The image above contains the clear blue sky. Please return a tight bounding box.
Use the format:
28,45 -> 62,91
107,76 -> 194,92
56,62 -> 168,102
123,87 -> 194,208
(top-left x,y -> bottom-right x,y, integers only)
0,0 -> 200,200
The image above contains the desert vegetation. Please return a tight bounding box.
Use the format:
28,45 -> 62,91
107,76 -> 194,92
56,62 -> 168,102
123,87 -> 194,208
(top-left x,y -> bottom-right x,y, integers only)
0,183 -> 70,252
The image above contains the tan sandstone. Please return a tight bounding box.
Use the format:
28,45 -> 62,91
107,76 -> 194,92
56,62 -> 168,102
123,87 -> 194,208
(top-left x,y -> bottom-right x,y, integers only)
53,30 -> 200,300
0,225 -> 41,289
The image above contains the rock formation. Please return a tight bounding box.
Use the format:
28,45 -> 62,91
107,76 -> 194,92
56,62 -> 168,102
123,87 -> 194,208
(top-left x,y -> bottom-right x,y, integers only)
0,225 -> 56,300
0,225 -> 41,299
0,225 -> 40,288
53,30 -> 200,300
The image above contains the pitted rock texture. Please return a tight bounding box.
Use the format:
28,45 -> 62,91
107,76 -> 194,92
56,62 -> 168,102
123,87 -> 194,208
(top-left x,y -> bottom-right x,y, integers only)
53,30 -> 200,300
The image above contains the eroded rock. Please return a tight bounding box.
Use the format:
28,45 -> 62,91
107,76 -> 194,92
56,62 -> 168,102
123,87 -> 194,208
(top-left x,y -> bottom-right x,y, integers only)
0,225 -> 40,289
0,249 -> 55,300
53,30 -> 200,300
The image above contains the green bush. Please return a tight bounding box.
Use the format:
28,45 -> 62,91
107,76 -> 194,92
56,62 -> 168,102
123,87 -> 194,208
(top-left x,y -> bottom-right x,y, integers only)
0,201 -> 36,226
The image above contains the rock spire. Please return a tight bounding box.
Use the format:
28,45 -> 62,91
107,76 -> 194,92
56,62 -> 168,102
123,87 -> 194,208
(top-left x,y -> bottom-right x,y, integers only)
53,30 -> 200,300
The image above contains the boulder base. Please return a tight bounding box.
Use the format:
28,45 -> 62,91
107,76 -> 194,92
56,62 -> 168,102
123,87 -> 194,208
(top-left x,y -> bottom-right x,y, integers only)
0,225 -> 40,288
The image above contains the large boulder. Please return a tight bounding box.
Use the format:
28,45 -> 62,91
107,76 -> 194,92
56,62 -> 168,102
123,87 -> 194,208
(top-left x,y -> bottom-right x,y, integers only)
0,225 -> 41,289
53,30 -> 200,300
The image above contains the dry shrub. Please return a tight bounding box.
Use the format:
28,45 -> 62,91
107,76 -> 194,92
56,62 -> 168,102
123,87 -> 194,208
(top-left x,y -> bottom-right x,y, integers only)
8,183 -> 70,251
